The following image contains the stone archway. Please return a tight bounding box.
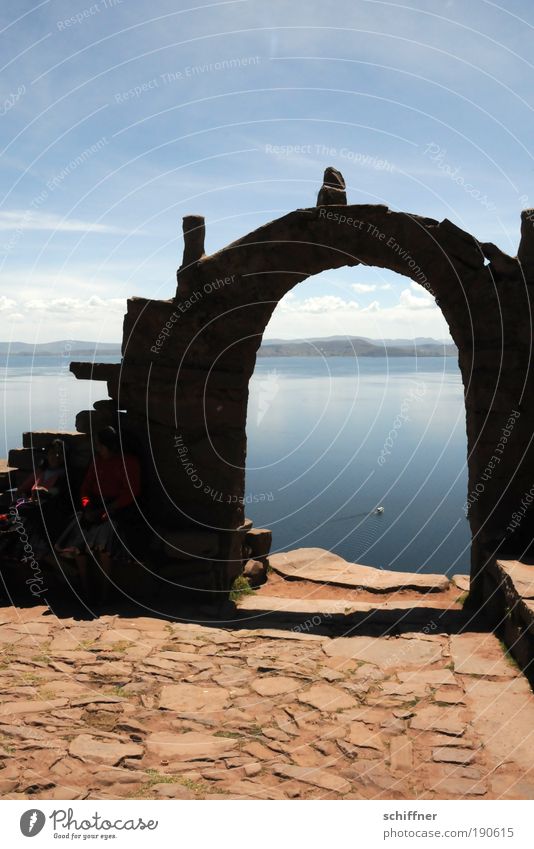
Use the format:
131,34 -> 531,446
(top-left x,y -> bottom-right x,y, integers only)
73,172 -> 534,608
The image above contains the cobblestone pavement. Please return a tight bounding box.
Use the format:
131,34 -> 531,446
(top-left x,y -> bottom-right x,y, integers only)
0,588 -> 533,800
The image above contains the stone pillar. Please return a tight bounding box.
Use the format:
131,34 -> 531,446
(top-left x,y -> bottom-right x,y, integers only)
176,215 -> 205,298
518,209 -> 534,279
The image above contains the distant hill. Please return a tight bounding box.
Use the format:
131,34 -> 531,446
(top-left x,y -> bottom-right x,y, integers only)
0,341 -> 121,357
257,337 -> 457,358
0,338 -> 457,358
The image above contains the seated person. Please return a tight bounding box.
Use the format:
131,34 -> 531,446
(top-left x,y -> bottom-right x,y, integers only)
9,439 -> 68,560
55,426 -> 141,603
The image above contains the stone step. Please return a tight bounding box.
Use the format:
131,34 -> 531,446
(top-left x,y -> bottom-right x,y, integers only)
22,431 -> 83,449
235,593 -> 462,636
268,547 -> 450,593
238,594 -> 441,616
7,447 -> 44,472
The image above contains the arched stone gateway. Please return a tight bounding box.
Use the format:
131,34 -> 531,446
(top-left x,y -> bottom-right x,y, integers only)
68,171 -> 534,610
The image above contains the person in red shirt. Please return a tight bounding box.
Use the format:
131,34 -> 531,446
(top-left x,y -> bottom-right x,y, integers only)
56,427 -> 141,604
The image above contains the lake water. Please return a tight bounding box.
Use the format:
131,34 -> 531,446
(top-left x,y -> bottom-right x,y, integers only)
1,354 -> 470,575
246,357 -> 469,575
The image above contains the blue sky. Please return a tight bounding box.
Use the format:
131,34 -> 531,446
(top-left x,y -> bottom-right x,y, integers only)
1,0 -> 533,342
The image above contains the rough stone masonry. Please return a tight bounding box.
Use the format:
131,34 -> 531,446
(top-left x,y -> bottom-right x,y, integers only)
65,167 -> 534,608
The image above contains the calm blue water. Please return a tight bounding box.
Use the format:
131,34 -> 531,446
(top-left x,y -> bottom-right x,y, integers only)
245,357 -> 469,575
0,354 -> 120,455
1,354 -> 470,574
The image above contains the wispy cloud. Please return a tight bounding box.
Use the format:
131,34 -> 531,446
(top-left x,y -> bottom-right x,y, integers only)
25,295 -> 125,313
351,283 -> 376,293
351,282 -> 393,294
280,293 -> 360,313
0,210 -> 131,234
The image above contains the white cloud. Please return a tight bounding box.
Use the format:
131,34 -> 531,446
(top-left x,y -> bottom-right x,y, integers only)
0,210 -> 130,235
362,300 -> 380,312
0,296 -> 16,312
399,287 -> 436,311
86,295 -> 125,310
350,282 -> 391,294
24,296 -> 126,315
265,287 -> 449,340
280,294 -> 360,313
351,283 -> 376,293
3,294 -> 125,322
1,294 -> 127,342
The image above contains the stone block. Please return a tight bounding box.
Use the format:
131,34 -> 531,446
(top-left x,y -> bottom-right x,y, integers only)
93,399 -> 119,412
22,430 -> 80,449
245,527 -> 272,558
70,361 -> 120,382
7,447 -> 44,471
75,409 -> 120,434
243,558 -> 267,587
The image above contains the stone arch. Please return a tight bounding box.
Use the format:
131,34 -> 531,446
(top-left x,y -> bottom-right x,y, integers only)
109,181 -> 534,607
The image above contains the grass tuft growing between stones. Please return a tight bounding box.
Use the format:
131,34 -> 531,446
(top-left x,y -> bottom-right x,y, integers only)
105,685 -> 129,697
130,769 -> 219,799
230,574 -> 254,602
110,640 -> 132,653
498,638 -> 521,670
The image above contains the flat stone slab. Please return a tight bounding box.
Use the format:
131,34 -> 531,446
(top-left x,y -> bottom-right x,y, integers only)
452,574 -> 470,592
450,633 -> 518,678
433,746 -> 475,765
410,705 -> 467,736
238,595 -> 442,616
69,734 -> 143,766
298,683 -> 356,712
496,559 -> 534,599
273,763 -> 350,794
251,676 -> 301,697
0,699 -> 68,716
323,635 -> 443,667
146,731 -> 238,763
463,677 -> 534,773
268,548 -> 449,592
398,669 -> 456,686
159,683 -> 230,712
440,778 -> 487,796
349,721 -> 385,750
390,736 -> 413,771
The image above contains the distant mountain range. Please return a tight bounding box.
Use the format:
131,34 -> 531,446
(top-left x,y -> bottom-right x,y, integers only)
0,341 -> 121,356
0,337 -> 457,358
257,336 -> 457,358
